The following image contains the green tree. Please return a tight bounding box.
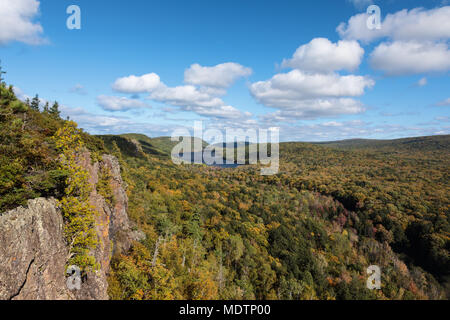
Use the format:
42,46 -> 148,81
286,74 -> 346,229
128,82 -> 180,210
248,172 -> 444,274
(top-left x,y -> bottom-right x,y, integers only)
0,60 -> 6,84
43,101 -> 50,113
53,121 -> 98,272
50,101 -> 61,118
30,94 -> 40,111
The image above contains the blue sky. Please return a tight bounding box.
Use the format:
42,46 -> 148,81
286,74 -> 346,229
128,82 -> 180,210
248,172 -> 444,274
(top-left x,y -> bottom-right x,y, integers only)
0,0 -> 449,141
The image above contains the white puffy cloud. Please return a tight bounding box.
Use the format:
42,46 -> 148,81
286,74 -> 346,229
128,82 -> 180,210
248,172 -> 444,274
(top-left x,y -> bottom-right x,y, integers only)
249,70 -> 373,119
184,62 -> 252,88
249,36 -> 374,120
259,99 -> 365,120
111,65 -> 251,119
250,70 -> 373,101
282,38 -> 364,73
0,0 -> 45,45
370,41 -> 450,75
112,73 -> 161,93
338,7 -> 450,75
337,6 -> 450,43
148,84 -> 247,119
149,85 -> 223,108
97,95 -> 151,111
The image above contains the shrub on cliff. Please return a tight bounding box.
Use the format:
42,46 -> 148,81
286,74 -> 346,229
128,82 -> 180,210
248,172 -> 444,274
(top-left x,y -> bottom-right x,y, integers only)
53,121 -> 99,271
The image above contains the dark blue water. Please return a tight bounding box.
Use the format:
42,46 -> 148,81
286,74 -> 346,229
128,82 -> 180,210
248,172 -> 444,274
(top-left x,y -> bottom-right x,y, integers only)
176,152 -> 242,168
212,163 -> 240,168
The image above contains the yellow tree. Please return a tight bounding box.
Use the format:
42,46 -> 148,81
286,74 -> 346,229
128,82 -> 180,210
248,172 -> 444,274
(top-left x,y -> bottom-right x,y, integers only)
53,121 -> 98,271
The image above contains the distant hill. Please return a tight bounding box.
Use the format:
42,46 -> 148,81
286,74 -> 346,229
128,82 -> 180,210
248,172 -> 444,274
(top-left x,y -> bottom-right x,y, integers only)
147,136 -> 207,154
97,134 -> 166,158
97,134 -> 208,158
312,135 -> 450,153
98,133 -> 450,164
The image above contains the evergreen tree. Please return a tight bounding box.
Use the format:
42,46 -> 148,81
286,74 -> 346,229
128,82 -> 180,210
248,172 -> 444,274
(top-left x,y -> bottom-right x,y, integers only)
0,61 -> 6,101
30,94 -> 40,111
43,102 -> 50,113
49,101 -> 61,118
0,60 -> 6,84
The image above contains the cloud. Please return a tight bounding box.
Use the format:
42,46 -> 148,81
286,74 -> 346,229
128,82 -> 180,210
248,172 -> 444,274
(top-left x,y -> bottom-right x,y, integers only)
337,6 -> 450,43
415,77 -> 428,87
112,64 -> 252,119
258,99 -> 365,120
380,111 -> 419,117
0,0 -> 46,45
282,38 -> 365,73
148,84 -> 248,119
184,62 -> 252,88
337,7 -> 450,76
69,84 -> 87,95
13,86 -> 49,107
249,36 -> 374,120
249,70 -> 373,119
112,73 -> 161,93
62,107 -> 174,136
257,118 -> 449,142
437,97 -> 450,106
347,0 -> 373,9
251,70 -> 374,101
60,99 -> 450,142
435,116 -> 449,122
96,95 -> 152,112
12,86 -> 30,101
191,105 -> 251,119
370,41 -> 450,75
113,62 -> 252,96
148,85 -> 223,108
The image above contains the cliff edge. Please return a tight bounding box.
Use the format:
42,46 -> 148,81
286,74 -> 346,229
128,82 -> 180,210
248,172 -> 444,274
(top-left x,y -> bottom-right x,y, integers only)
0,153 -> 141,300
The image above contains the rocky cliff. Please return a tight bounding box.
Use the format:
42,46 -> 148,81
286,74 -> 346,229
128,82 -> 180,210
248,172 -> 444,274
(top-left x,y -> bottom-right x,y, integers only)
0,153 -> 141,300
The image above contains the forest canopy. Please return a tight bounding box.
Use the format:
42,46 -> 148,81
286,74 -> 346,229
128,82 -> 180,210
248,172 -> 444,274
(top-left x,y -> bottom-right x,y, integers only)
1,76 -> 448,300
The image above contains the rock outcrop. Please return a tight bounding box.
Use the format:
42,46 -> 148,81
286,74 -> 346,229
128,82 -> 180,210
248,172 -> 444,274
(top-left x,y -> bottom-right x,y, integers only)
0,198 -> 71,300
0,153 -> 139,300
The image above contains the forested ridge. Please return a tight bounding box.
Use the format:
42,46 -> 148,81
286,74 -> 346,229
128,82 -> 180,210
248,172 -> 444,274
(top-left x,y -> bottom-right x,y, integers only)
0,81 -> 108,271
1,79 -> 449,300
103,134 -> 449,300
